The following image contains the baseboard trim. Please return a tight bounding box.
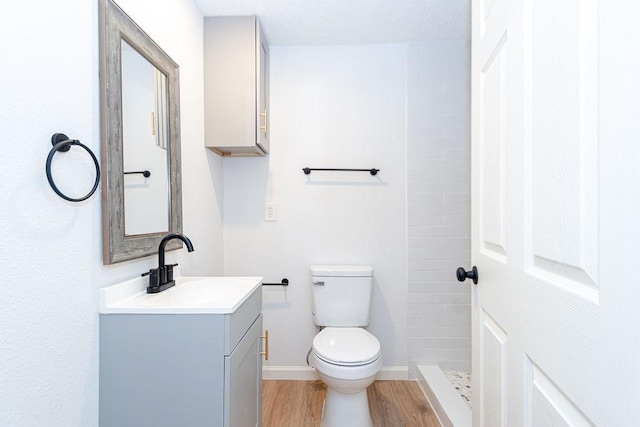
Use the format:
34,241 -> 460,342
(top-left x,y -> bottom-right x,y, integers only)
417,365 -> 471,427
262,365 -> 409,381
262,366 -> 317,380
377,366 -> 409,380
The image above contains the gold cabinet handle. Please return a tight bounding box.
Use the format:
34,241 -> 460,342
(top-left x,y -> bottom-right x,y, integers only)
260,330 -> 269,360
260,109 -> 267,136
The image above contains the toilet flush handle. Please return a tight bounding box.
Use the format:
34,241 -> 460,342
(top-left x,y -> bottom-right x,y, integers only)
313,280 -> 325,286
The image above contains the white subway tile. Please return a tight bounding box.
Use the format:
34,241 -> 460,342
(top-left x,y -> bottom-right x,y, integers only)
407,226 -> 423,238
421,247 -> 470,260
408,213 -> 445,227
413,327 -> 453,338
442,169 -> 470,183
410,304 -> 448,317
408,270 -> 430,282
412,168 -> 444,183
446,349 -> 472,361
416,348 -> 450,360
408,337 -> 426,350
424,115 -> 464,128
407,181 -> 423,194
422,137 -> 468,148
418,294 -> 471,305
424,315 -> 471,328
444,193 -> 471,205
409,283 -> 470,296
424,338 -> 471,349
445,215 -> 471,227
409,148 -> 444,160
408,326 -> 432,338
407,283 -> 456,294
407,126 -> 426,138
444,327 -> 472,338
407,260 -> 468,274
410,204 -> 470,216
407,248 -> 424,259
424,126 -> 444,138
408,193 -> 444,206
443,125 -> 470,139
407,137 -> 424,150
446,304 -> 472,315
421,227 -> 469,238
444,148 -> 470,160
408,315 -> 425,326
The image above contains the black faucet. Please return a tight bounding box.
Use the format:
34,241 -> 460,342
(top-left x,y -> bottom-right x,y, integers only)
143,233 -> 195,293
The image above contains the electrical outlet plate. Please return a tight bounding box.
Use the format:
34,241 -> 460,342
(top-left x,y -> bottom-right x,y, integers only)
265,203 -> 277,222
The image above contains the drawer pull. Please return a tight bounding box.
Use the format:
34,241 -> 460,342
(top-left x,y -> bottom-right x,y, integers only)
260,330 -> 269,361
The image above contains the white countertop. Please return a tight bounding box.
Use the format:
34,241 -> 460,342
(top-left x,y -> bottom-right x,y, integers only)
100,273 -> 263,314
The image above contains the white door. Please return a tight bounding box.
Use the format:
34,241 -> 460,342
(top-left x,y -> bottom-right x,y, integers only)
470,0 -> 640,426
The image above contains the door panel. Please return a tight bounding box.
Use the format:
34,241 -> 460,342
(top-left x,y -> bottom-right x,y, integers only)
472,0 -> 603,425
528,0 -> 599,292
479,36 -> 507,261
527,360 -> 594,426
480,311 -> 507,427
522,283 -> 598,422
522,0 -> 600,422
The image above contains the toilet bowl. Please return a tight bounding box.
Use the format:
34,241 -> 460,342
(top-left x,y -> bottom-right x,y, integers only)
311,327 -> 382,427
310,265 -> 380,426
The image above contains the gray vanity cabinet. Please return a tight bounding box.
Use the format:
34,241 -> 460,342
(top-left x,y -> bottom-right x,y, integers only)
99,288 -> 263,427
204,16 -> 270,156
226,312 -> 263,426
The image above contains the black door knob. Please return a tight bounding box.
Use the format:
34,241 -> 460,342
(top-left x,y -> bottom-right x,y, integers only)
456,266 -> 478,285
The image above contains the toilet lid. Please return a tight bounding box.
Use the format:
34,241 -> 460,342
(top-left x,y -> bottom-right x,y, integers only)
313,327 -> 381,365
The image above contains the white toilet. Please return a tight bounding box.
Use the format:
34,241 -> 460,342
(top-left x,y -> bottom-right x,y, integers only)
309,265 -> 382,427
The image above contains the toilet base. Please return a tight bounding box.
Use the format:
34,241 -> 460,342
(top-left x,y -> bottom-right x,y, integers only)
321,388 -> 373,427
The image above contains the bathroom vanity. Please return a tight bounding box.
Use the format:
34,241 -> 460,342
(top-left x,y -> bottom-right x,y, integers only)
99,275 -> 264,427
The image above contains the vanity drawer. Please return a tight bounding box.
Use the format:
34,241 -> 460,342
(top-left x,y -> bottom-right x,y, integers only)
224,286 -> 262,355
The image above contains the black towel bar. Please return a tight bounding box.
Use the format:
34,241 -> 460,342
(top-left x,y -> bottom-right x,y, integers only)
302,167 -> 379,176
124,170 -> 151,177
262,278 -> 289,286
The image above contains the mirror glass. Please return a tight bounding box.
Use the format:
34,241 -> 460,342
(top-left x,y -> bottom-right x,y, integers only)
121,40 -> 170,235
100,0 -> 183,264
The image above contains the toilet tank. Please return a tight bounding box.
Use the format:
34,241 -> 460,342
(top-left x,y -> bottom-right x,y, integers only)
311,265 -> 373,327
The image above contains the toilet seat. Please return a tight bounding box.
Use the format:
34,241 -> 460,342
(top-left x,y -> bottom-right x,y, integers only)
311,350 -> 382,382
313,327 -> 381,366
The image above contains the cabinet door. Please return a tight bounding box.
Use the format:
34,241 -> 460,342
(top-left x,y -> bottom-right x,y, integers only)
256,20 -> 269,153
225,314 -> 263,427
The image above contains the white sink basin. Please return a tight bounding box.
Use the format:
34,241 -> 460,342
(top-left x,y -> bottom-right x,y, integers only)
100,274 -> 263,314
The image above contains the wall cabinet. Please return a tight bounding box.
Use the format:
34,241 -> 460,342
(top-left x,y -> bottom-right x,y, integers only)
204,16 -> 269,156
99,287 -> 263,426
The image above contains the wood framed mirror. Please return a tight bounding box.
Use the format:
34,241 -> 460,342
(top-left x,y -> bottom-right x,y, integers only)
99,0 -> 183,264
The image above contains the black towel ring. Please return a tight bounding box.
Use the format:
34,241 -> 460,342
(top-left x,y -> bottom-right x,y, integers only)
46,133 -> 100,202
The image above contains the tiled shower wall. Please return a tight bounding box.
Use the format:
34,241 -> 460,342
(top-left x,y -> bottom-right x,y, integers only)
407,42 -> 471,375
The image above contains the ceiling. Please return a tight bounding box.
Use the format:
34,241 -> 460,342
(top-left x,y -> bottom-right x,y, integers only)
192,0 -> 470,45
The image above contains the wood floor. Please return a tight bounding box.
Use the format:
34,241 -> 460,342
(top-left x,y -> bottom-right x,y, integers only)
262,380 -> 441,427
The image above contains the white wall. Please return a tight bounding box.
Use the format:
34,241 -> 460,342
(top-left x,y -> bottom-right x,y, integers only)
223,45 -> 408,369
406,42 -> 471,374
0,0 -> 223,425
